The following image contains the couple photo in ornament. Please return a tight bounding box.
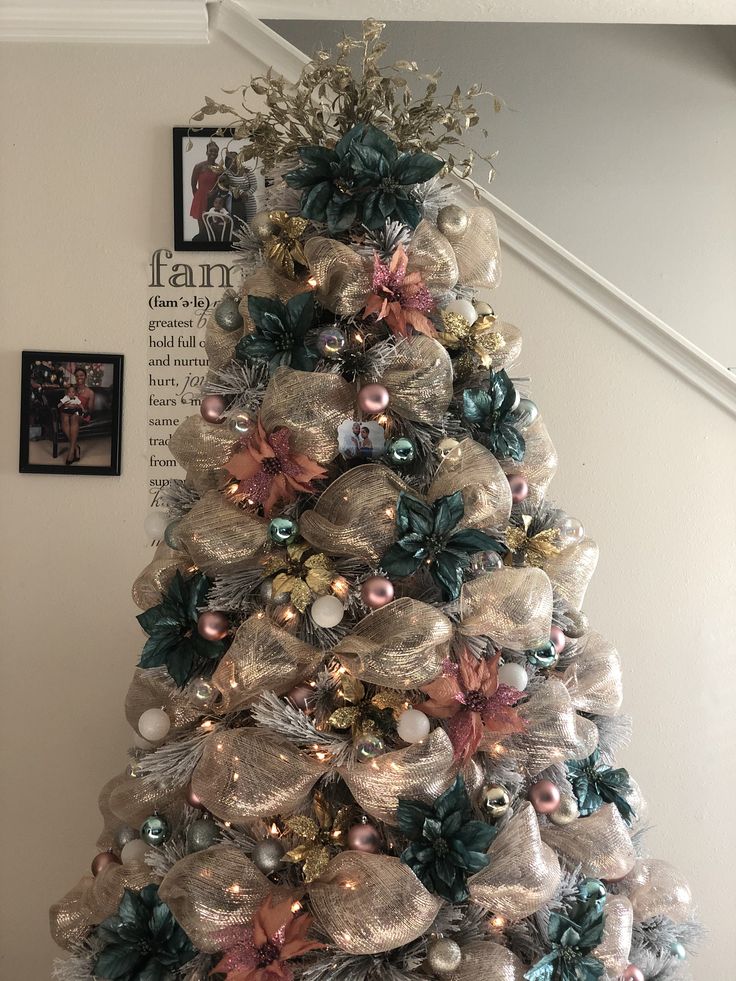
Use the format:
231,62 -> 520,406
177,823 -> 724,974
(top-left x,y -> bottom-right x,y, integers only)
337,419 -> 386,460
173,128 -> 265,251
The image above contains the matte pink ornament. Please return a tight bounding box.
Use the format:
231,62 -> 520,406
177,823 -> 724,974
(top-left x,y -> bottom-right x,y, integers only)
507,473 -> 529,503
550,625 -> 567,655
357,383 -> 390,414
361,576 -> 395,610
199,394 -> 226,423
197,610 -> 229,641
622,967 -> 645,981
91,851 -> 122,876
346,822 -> 381,853
185,783 -> 205,809
529,779 -> 561,814
287,684 -> 313,710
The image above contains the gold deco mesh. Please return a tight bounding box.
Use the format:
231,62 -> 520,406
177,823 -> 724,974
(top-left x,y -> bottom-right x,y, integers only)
559,631 -> 623,717
168,415 -> 240,486
622,858 -> 693,923
309,852 -> 442,954
334,598 -> 452,689
96,772 -> 130,850
406,219 -> 459,292
210,615 -> 321,712
177,490 -> 268,576
542,537 -> 599,611
304,237 -> 372,316
339,728 -> 457,826
448,941 -> 526,981
499,416 -> 557,511
427,438 -> 512,532
108,773 -> 184,829
204,316 -> 241,375
469,804 -> 560,920
125,667 -> 204,735
485,320 -> 523,373
49,875 -> 96,951
458,568 -> 553,651
379,335 -> 453,424
541,804 -> 636,881
452,208 -> 502,289
131,542 -> 191,611
593,895 -> 633,975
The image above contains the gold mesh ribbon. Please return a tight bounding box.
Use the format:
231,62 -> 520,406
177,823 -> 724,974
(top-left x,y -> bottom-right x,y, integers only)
469,803 -> 561,919
125,667 -> 204,735
492,678 -> 599,776
499,417 -> 557,510
593,895 -> 633,975
304,237 -> 372,316
448,941 -> 526,981
333,598 -> 452,689
210,615 -> 321,712
159,845 -> 278,953
621,858 -> 693,923
108,773 -> 184,828
191,729 -> 324,822
204,313 -> 241,374
96,772 -> 131,850
168,415 -> 240,489
427,438 -> 511,531
541,804 -> 636,880
380,335 -> 453,424
300,465 -> 408,560
259,367 -> 354,464
50,875 -> 96,950
485,320 -> 522,372
560,631 -> 623,717
309,852 -> 442,954
458,568 -> 553,650
339,728 -> 457,826
177,490 -> 268,576
542,537 -> 599,611
452,208 -> 501,289
131,543 -> 191,610
406,219 -> 459,292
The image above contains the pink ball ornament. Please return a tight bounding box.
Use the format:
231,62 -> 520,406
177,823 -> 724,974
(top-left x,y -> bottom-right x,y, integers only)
507,474 -> 529,503
91,851 -> 122,876
185,783 -> 205,810
287,684 -> 313,710
361,576 -> 395,610
346,822 -> 381,853
197,611 -> 229,641
622,967 -> 645,981
550,625 -> 567,655
529,780 -> 561,814
199,394 -> 226,423
357,383 -> 390,415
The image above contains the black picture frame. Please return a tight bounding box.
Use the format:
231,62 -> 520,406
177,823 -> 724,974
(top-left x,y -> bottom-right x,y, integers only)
19,351 -> 124,476
172,126 -> 264,252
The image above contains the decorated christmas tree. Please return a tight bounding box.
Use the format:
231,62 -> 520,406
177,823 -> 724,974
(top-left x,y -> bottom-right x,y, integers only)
52,22 -> 699,981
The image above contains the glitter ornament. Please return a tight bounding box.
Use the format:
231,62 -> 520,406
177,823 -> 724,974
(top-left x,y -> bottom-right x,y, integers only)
548,794 -> 580,826
121,839 -> 149,864
252,838 -> 286,874
360,576 -> 395,610
317,326 -> 346,358
354,732 -> 385,761
386,436 -> 416,466
563,607 -> 589,639
114,826 -> 139,851
186,818 -> 219,853
550,625 -> 567,655
143,510 -> 169,541
480,784 -> 511,820
214,294 -> 244,332
497,661 -> 528,692
91,851 -> 121,877
310,594 -> 345,628
140,814 -> 171,847
357,383 -> 390,414
200,394 -> 226,424
442,296 -> 477,325
507,474 -> 529,504
346,821 -> 381,853
396,708 -> 430,743
437,204 -> 469,240
426,937 -> 463,974
529,780 -> 561,814
437,437 -> 461,461
228,409 -> 257,438
137,707 -> 170,743
197,610 -> 229,641
268,516 -> 298,546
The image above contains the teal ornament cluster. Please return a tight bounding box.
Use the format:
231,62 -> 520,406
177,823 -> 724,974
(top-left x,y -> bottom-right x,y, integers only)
566,750 -> 635,825
463,369 -> 526,463
235,291 -> 318,375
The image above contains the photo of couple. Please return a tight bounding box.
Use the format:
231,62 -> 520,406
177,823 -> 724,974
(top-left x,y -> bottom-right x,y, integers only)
337,420 -> 386,460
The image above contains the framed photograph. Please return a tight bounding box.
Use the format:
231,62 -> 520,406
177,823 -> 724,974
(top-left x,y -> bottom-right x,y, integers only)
338,419 -> 386,460
19,351 -> 123,476
173,127 -> 266,251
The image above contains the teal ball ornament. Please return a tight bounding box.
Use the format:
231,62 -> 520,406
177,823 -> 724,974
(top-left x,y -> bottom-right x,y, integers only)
526,641 -> 558,669
186,818 -> 220,853
164,518 -> 183,550
671,942 -> 687,961
268,516 -> 298,546
386,437 -> 416,466
578,877 -> 606,902
140,814 -> 171,848
214,295 -> 244,333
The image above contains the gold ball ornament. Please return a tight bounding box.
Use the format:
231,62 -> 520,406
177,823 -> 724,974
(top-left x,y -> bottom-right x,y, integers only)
251,210 -> 277,241
437,437 -> 462,462
548,794 -> 580,826
473,300 -> 495,317
437,204 -> 468,241
427,937 -> 463,974
480,784 -> 511,820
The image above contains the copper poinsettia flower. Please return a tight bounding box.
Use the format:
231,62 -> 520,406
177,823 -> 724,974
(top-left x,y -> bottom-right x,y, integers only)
421,650 -> 525,762
212,895 -> 324,981
363,245 -> 436,338
225,419 -> 326,517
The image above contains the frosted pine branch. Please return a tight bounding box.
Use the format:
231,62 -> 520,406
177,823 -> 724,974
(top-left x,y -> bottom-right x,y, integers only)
251,691 -> 353,766
159,479 -> 200,519
136,726 -> 222,788
200,359 -> 269,412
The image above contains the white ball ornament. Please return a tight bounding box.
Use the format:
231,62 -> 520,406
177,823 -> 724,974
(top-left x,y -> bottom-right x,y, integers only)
132,731 -> 155,751
310,595 -> 345,628
442,298 -> 477,325
137,707 -> 171,743
397,708 -> 431,743
143,510 -> 169,541
121,839 -> 150,865
497,661 -> 529,692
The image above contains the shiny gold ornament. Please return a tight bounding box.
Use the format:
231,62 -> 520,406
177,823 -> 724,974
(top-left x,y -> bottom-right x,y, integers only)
263,210 -> 310,278
437,204 -> 468,240
506,515 -> 563,567
440,310 -> 505,379
262,541 -> 335,613
548,794 -> 579,826
481,784 -> 511,820
284,792 -> 352,881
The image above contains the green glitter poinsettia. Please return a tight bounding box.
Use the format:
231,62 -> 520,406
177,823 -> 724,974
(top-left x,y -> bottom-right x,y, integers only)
93,885 -> 196,981
137,571 -> 227,688
235,291 -> 318,375
524,881 -> 607,981
566,749 -> 635,825
380,490 -> 506,600
463,369 -> 526,462
398,775 -> 496,903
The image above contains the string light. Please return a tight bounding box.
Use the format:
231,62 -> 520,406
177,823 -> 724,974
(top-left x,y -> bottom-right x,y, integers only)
290,900 -> 303,914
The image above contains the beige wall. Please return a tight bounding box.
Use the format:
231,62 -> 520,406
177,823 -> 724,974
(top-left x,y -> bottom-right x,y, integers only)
0,24 -> 733,980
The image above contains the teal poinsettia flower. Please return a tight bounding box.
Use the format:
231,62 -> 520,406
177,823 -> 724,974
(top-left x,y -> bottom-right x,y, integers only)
566,750 -> 635,825
137,571 -> 227,688
379,490 -> 506,601
93,885 -> 196,981
463,369 -> 526,463
398,775 -> 496,903
284,122 -> 443,233
235,291 -> 318,375
525,883 -> 606,981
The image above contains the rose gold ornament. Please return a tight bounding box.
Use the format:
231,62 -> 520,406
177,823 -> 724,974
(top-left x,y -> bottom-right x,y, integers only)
622,967 -> 645,981
197,610 -> 229,641
346,822 -> 381,853
529,779 -> 561,814
199,394 -> 226,424
287,684 -> 313,710
357,383 -> 390,414
550,625 -> 567,654
185,783 -> 205,809
507,473 -> 529,504
91,851 -> 121,876
361,576 -> 395,610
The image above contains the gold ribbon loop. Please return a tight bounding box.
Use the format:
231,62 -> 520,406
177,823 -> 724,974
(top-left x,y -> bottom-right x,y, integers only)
108,773 -> 184,828
49,875 -> 96,951
449,940 -> 526,981
304,237 -> 372,316
560,631 -> 623,717
333,598 -> 452,689
541,804 -> 636,881
125,666 -> 204,736
380,335 -> 453,424
458,568 -> 553,651
191,729 -> 325,822
309,852 -> 442,954
499,417 -> 557,510
542,537 -> 599,611
131,542 -> 191,611
96,772 -> 131,851
621,858 -> 693,923
484,319 -> 522,373
204,314 -> 241,374
339,728 -> 457,826
406,219 -> 459,292
428,438 -> 512,531
210,615 -> 321,712
469,803 -> 561,919
177,489 -> 269,576
159,845 -> 277,953
593,895 -> 633,975
168,415 -> 241,489
452,207 -> 501,289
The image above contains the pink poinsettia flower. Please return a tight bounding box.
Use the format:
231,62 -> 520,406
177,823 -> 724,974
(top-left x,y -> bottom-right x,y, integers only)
421,650 -> 526,763
363,245 -> 436,338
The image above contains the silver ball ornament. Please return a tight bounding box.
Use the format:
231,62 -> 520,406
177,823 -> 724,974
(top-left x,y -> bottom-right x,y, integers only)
317,327 -> 347,358
386,437 -> 415,466
354,732 -> 385,762
214,295 -> 244,333
548,794 -> 580,826
252,838 -> 286,874
426,937 -> 463,974
186,818 -> 220,853
260,577 -> 290,605
514,397 -> 539,428
140,814 -> 171,847
558,515 -> 585,545
437,205 -> 468,241
227,409 -> 257,439
480,784 -> 511,820
189,676 -> 216,709
671,942 -> 687,961
251,210 -> 277,241
114,826 -> 139,851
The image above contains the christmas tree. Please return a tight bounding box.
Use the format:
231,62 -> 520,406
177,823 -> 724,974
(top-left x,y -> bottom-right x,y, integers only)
52,22 -> 699,981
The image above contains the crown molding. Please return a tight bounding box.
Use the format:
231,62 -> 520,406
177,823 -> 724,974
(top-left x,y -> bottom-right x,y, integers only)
0,0 -> 209,43
209,0 -> 308,76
